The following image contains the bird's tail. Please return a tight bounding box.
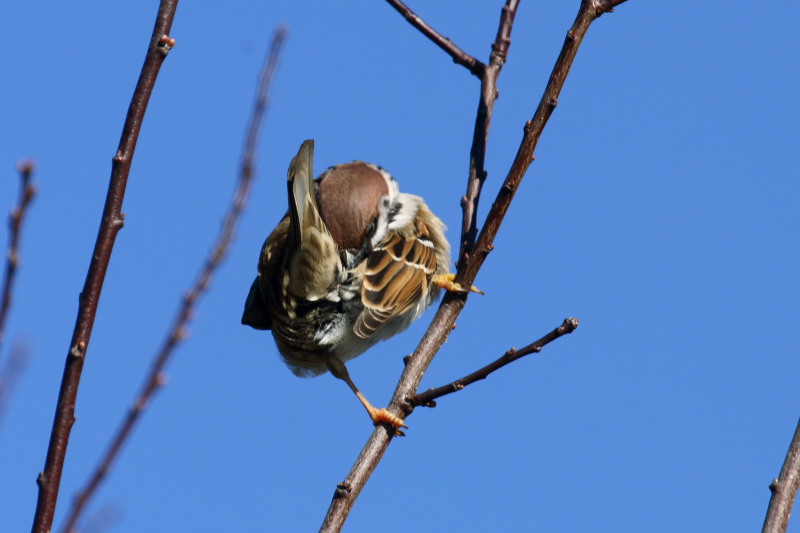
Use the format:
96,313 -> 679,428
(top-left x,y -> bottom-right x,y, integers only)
286,139 -> 339,302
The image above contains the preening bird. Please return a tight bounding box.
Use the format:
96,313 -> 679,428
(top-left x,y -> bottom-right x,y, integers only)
242,140 -> 479,429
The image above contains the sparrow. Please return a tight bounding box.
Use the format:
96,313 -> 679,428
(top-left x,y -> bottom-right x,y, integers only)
242,140 -> 480,429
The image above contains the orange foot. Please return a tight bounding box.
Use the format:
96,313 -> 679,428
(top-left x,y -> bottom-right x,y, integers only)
367,405 -> 407,431
433,273 -> 484,295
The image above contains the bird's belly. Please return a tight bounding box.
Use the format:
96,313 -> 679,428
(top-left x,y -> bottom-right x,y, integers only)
271,301 -> 376,377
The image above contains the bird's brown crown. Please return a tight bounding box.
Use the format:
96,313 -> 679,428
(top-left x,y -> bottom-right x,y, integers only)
316,163 -> 390,250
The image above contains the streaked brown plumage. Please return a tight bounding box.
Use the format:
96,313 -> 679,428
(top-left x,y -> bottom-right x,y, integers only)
242,140 -> 474,429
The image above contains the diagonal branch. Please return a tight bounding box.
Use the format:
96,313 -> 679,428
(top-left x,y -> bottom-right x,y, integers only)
58,28 -> 287,533
413,317 -> 579,407
762,418 -> 800,533
384,0 -> 484,76
0,160 -> 37,358
319,1 -> 628,531
31,3 -> 179,532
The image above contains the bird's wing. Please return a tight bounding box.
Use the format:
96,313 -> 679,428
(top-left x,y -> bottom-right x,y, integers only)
355,218 -> 438,338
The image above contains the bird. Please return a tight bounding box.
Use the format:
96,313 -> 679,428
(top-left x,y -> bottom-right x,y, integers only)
242,139 -> 480,430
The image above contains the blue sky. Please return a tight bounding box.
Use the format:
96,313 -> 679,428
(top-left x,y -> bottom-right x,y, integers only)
2,1 -> 799,532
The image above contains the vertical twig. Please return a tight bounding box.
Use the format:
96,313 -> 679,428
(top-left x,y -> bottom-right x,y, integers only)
319,1 -> 628,531
58,28 -> 287,533
30,3 -> 179,532
460,0 -> 628,287
762,418 -> 800,533
0,160 -> 36,357
459,0 -> 518,269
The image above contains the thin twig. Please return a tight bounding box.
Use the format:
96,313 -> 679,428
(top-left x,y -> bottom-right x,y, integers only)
58,28 -> 287,533
413,317 -> 578,407
384,0 -> 484,76
762,418 -> 800,533
384,0 -> 519,266
459,0 -> 519,269
319,2 -> 628,531
30,3 -> 179,532
0,160 -> 36,357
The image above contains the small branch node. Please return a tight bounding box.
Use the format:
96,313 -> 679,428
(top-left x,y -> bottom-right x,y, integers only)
69,342 -> 87,360
157,34 -> 176,54
172,326 -> 188,342
7,249 -> 19,268
334,482 -> 351,499
133,398 -> 147,413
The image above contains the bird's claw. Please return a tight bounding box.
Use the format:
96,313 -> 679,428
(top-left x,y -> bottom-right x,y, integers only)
432,273 -> 484,295
369,407 -> 407,434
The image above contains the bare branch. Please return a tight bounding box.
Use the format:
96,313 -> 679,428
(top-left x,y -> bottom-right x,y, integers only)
384,0 -> 484,76
31,3 -> 179,532
58,28 -> 287,533
413,317 -> 578,407
459,0 -> 519,268
320,1 -> 626,530
0,160 -> 36,357
762,418 -> 800,533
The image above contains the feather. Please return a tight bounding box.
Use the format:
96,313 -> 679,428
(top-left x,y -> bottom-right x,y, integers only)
354,217 -> 438,338
285,140 -> 340,302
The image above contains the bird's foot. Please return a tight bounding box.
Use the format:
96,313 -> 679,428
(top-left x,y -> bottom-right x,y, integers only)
432,273 -> 484,295
367,406 -> 407,435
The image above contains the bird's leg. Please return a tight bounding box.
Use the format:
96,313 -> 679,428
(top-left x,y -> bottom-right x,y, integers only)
325,357 -> 407,430
432,273 -> 484,295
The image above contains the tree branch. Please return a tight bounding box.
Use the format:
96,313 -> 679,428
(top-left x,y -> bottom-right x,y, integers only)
58,28 -> 287,533
0,160 -> 36,358
762,418 -> 800,533
30,3 -> 179,532
459,0 -> 518,269
413,317 -> 578,407
384,0 -> 484,76
319,1 -> 626,531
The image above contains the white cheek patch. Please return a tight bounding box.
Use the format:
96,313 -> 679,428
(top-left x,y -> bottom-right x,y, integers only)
370,197 -> 391,248
388,193 -> 423,231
